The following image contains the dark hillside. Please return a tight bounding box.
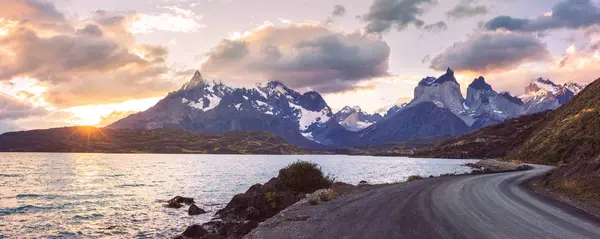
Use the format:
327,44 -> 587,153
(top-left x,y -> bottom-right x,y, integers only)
414,111 -> 550,159
0,127 -> 317,155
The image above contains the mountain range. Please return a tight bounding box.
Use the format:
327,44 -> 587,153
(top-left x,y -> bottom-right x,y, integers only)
108,69 -> 585,148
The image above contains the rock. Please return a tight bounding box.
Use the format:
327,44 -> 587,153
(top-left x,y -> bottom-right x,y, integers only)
244,206 -> 261,221
169,196 -> 195,205
166,201 -> 183,209
188,204 -> 207,215
215,177 -> 303,222
358,180 -> 368,185
181,224 -> 208,238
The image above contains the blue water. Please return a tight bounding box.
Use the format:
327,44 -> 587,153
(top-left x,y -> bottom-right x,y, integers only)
0,153 -> 476,238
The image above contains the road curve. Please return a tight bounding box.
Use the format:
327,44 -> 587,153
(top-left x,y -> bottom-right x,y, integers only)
246,165 -> 600,239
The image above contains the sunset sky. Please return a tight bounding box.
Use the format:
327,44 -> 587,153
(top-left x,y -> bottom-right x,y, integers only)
1,0 -> 599,133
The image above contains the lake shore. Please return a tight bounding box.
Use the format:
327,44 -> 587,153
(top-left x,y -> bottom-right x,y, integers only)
174,159 -> 529,238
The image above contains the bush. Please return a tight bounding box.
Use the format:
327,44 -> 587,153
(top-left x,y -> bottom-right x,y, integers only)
319,191 -> 336,202
308,199 -> 320,205
278,160 -> 333,194
407,175 -> 424,182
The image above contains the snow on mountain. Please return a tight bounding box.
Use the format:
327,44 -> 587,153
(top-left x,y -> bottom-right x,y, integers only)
109,71 -> 337,147
520,78 -> 584,114
333,106 -> 383,131
565,82 -> 585,94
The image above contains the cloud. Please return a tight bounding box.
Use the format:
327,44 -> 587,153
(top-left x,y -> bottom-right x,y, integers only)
446,1 -> 488,19
362,0 -> 437,34
0,0 -> 70,32
485,0 -> 600,32
127,6 -> 207,34
97,110 -> 136,127
430,32 -> 551,73
332,5 -> 346,17
200,23 -> 390,93
421,54 -> 431,63
0,93 -> 46,120
0,1 -> 185,107
422,21 -> 448,33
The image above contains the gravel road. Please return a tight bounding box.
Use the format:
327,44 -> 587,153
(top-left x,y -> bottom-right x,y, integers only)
246,165 -> 600,239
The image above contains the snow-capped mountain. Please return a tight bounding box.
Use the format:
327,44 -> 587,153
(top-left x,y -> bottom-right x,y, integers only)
520,78 -> 585,114
109,70 -> 588,149
109,71 -> 337,147
333,106 -> 383,131
389,70 -> 584,130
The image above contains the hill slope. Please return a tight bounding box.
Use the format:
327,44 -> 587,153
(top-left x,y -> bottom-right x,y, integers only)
414,111 -> 550,159
504,77 -> 600,204
0,127 -> 316,154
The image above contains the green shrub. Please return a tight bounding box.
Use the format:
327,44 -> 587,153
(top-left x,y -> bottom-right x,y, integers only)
407,175 -> 424,182
319,192 -> 336,202
278,160 -> 333,193
265,191 -> 279,208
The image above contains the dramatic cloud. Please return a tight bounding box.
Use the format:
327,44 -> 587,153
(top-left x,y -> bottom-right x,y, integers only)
332,5 -> 346,17
362,0 -> 437,34
485,0 -> 600,32
0,0 -> 71,32
0,0 -> 184,107
128,6 -> 207,34
430,32 -> 551,73
0,93 -> 46,120
422,21 -> 448,33
200,23 -> 390,93
446,0 -> 488,19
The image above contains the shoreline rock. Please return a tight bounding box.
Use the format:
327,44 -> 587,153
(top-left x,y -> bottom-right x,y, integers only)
176,177 -> 308,239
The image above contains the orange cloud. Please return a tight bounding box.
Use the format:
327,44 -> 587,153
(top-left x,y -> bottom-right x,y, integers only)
0,1 -> 186,108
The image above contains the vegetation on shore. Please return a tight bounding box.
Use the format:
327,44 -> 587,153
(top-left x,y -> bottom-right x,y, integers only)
278,161 -> 334,193
0,127 -> 318,155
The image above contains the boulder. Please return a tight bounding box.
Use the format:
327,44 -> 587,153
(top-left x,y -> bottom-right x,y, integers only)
169,196 -> 195,205
188,204 -> 207,215
215,178 -> 303,222
166,201 -> 183,209
181,224 -> 208,238
358,180 -> 368,186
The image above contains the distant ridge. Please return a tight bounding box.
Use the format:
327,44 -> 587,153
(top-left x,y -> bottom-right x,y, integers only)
0,127 -> 317,154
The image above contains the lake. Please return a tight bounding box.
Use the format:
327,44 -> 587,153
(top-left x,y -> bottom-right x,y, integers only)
0,153 -> 477,238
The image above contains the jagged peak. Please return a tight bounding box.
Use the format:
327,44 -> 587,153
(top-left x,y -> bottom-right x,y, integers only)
182,70 -> 205,91
534,77 -> 558,87
469,76 -> 493,91
434,67 -> 458,85
499,92 -> 524,105
418,76 -> 437,86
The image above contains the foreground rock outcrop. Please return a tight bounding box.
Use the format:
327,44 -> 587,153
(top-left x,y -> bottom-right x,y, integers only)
175,161 -> 332,239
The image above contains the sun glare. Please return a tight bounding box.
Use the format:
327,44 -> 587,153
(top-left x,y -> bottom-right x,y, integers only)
65,97 -> 161,126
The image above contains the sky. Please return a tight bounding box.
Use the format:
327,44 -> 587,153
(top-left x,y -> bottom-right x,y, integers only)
1,0 -> 600,133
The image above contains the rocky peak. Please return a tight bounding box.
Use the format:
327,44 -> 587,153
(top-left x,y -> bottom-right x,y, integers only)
434,67 -> 458,85
564,82 -> 585,94
469,77 -> 493,91
499,92 -> 523,105
182,70 -> 205,91
418,76 -> 437,86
